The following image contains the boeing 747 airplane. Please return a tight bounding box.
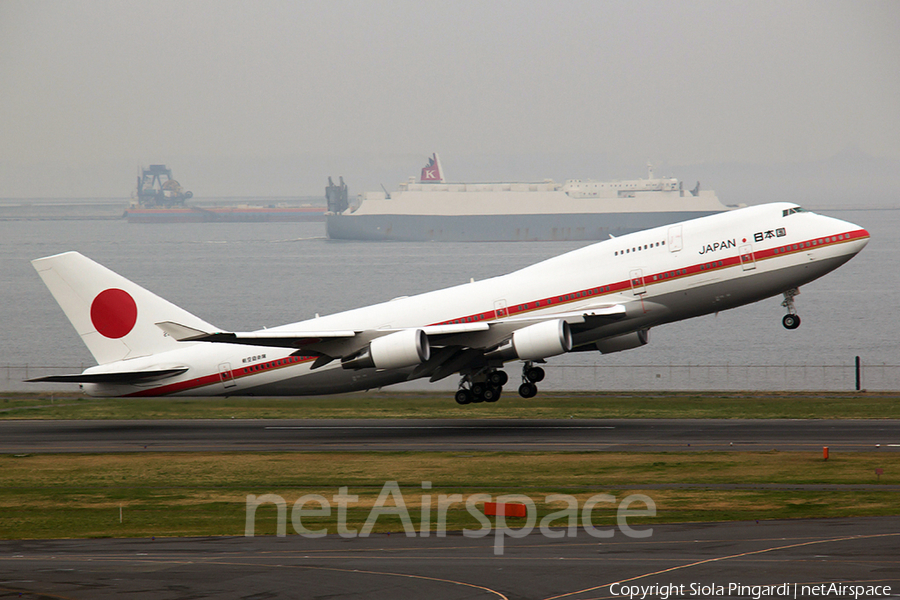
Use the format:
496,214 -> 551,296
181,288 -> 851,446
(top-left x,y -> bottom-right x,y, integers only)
29,203 -> 869,404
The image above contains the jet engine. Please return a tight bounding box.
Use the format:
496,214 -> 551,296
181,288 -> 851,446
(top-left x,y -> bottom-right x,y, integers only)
595,329 -> 649,354
486,319 -> 573,362
341,329 -> 430,370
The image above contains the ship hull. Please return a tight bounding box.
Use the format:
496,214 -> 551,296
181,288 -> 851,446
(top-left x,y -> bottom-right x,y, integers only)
326,211 -> 723,242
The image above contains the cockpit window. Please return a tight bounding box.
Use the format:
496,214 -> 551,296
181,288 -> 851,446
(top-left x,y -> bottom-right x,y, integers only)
782,206 -> 808,217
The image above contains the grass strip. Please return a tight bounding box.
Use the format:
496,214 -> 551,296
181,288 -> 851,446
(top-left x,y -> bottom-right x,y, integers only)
2,391 -> 900,420
1,451 -> 897,539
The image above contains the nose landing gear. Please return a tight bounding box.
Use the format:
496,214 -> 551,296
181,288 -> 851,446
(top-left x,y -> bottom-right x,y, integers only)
518,361 -> 544,398
781,288 -> 801,330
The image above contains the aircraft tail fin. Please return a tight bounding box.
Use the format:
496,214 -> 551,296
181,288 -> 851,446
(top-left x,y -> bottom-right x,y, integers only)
32,252 -> 218,365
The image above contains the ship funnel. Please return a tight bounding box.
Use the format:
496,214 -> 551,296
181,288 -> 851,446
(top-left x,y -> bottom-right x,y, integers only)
420,153 -> 445,183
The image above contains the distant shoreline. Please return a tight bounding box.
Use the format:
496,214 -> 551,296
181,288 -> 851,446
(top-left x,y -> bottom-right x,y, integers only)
0,196 -> 326,221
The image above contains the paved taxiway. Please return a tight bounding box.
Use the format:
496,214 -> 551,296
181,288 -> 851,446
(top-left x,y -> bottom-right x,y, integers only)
0,418 -> 898,453
1,517 -> 898,599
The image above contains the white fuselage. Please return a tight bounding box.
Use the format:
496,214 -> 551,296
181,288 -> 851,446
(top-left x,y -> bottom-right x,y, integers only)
82,203 -> 869,397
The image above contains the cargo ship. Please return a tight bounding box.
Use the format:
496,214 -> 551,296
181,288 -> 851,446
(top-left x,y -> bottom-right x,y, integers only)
125,165 -> 325,223
326,154 -> 737,241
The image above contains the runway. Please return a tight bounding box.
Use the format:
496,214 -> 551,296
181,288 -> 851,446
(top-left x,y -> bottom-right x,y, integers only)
1,418 -> 899,453
1,517 -> 898,599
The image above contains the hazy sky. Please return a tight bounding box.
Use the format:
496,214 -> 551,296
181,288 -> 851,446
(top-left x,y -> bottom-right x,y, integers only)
1,0 -> 898,197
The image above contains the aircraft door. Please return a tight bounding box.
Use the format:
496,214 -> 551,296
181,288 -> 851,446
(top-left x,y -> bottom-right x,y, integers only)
494,299 -> 509,319
629,269 -> 646,296
218,363 -> 236,388
739,244 -> 756,271
667,225 -> 683,252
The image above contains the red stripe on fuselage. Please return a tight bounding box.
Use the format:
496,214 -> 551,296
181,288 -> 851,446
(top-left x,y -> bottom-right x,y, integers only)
431,228 -> 869,325
126,355 -> 317,397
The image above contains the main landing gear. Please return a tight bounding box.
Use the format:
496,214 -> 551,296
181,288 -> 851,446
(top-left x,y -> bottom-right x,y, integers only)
454,362 -> 545,405
455,369 -> 508,405
781,288 -> 801,330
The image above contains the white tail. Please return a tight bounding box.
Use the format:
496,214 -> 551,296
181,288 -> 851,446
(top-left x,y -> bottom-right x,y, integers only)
32,252 -> 217,365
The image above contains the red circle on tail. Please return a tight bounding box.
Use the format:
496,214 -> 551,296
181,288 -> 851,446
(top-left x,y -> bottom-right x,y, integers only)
90,289 -> 138,339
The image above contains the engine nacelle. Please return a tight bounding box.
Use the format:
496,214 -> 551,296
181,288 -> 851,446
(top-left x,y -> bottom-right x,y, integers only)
486,319 -> 573,362
341,329 -> 430,370
595,329 -> 649,354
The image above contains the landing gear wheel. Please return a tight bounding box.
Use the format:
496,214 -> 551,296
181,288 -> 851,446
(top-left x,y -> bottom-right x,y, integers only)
488,370 -> 509,387
781,289 -> 801,330
518,382 -> 538,398
455,389 -> 472,405
470,382 -> 486,403
524,366 -> 545,382
782,314 -> 801,330
481,386 -> 499,402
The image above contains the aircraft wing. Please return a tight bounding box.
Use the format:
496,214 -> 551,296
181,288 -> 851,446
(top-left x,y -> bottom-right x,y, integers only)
156,301 -> 628,377
423,303 -> 627,345
501,303 -> 626,326
412,303 -> 629,382
157,302 -> 625,351
157,321 -> 358,349
155,320 -> 492,357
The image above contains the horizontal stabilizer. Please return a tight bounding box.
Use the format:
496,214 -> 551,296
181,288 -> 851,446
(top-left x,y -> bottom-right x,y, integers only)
27,367 -> 189,384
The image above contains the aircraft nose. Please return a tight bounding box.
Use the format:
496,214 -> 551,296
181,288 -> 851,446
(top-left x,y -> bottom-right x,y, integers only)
843,221 -> 870,254
859,229 -> 870,251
